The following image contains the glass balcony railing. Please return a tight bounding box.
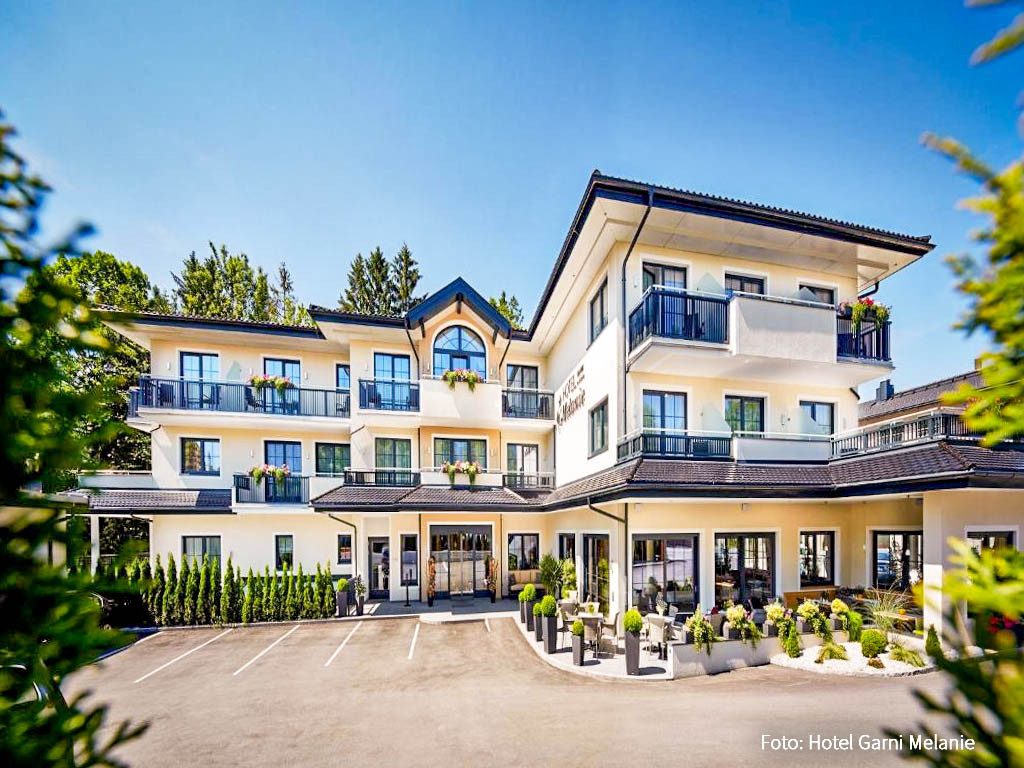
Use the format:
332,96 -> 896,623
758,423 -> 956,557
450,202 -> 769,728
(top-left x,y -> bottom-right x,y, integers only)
130,376 -> 350,418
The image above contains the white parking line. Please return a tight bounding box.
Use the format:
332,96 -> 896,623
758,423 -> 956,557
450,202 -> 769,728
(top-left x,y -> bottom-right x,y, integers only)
407,623 -> 420,660
133,628 -> 233,684
324,621 -> 362,667
484,618 -> 491,633
232,625 -> 298,676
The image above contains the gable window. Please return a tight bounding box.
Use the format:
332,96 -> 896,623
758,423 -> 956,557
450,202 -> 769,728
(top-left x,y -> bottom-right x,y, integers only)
264,358 -> 300,414
725,273 -> 765,295
336,364 -> 350,390
434,437 -> 487,468
316,442 -> 350,476
799,283 -> 836,305
265,440 -> 302,473
642,263 -> 687,292
433,326 -> 486,378
725,395 -> 764,435
589,279 -> 608,344
180,352 -> 219,410
275,534 -> 294,571
508,533 -> 540,571
800,401 -> 835,436
643,391 -> 687,432
181,438 -> 220,475
182,535 -> 221,563
873,531 -> 923,590
800,531 -> 835,587
589,398 -> 608,457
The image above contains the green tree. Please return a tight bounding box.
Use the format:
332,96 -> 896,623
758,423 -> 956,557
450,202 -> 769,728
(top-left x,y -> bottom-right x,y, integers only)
220,556 -> 234,624
489,291 -> 525,329
365,247 -> 394,315
183,558 -> 199,625
250,567 -> 263,623
286,566 -> 299,620
0,109 -> 146,765
151,554 -> 165,625
242,567 -> 255,624
196,554 -> 211,624
173,242 -> 265,320
338,244 -> 424,316
392,243 -> 426,312
338,252 -> 372,313
233,565 -> 243,622
264,566 -> 277,622
162,553 -> 178,625
270,262 -> 312,325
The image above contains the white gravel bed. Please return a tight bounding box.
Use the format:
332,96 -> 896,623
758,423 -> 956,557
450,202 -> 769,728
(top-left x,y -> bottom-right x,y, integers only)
770,640 -> 936,677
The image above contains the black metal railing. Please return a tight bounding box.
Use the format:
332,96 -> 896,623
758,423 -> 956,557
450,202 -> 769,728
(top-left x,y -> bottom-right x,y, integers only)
616,430 -> 733,461
836,315 -> 890,362
628,288 -> 730,352
502,472 -> 555,490
234,474 -> 310,504
358,379 -> 420,412
343,469 -> 420,486
830,412 -> 997,458
502,389 -> 554,419
133,376 -> 350,418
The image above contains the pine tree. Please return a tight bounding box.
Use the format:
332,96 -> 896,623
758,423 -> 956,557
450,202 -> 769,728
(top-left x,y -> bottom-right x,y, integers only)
338,253 -> 371,313
174,557 -> 189,625
241,567 -> 254,625
392,243 -> 426,312
489,291 -> 525,329
183,558 -> 199,625
151,555 -> 164,626
252,271 -> 271,322
303,571 -> 316,619
196,555 -> 211,624
162,554 -> 177,626
365,247 -> 394,315
315,563 -> 328,619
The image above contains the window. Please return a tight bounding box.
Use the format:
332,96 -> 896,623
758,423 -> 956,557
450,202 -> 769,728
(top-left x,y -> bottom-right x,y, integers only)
374,352 -> 410,380
316,443 -> 350,476
507,443 -> 539,474
275,534 -> 294,571
434,437 -> 487,468
264,358 -> 300,413
433,326 -> 486,377
632,534 -> 699,614
264,357 -> 300,381
642,263 -> 687,292
799,283 -> 836,305
643,391 -> 687,431
181,438 -> 220,475
375,438 -> 412,485
180,351 -> 219,380
589,399 -> 608,456
558,532 -> 576,561
180,352 -> 219,409
400,534 -> 418,586
966,530 -> 1015,554
507,533 -> 540,570
800,401 -> 835,436
588,279 -> 608,344
725,273 -> 765,295
582,534 -> 611,612
507,364 -> 539,390
265,440 -> 302,473
725,395 -> 764,434
714,533 -> 775,606
182,535 -> 221,563
873,531 -> 923,590
336,364 -> 350,391
371,353 -> 413,410
800,531 -> 835,587
337,533 -> 352,566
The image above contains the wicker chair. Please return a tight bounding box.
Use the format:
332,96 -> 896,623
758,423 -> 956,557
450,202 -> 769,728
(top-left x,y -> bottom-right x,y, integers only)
599,611 -> 620,658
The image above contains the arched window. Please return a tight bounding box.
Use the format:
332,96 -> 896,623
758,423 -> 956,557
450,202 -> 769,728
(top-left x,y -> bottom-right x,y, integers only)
433,325 -> 486,377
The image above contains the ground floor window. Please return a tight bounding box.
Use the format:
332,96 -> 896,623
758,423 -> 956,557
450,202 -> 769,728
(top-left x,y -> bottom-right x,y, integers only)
631,534 -> 698,614
582,533 -> 610,612
337,533 -> 352,566
714,533 -> 775,607
872,531 -> 923,590
507,533 -> 539,571
799,531 -> 835,588
966,530 -> 1015,554
182,535 -> 220,563
400,534 -> 418,586
275,534 -> 294,571
558,532 -> 575,560
430,526 -> 492,597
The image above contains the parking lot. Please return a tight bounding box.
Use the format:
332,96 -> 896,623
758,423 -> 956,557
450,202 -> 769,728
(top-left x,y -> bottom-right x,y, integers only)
67,616 -> 947,767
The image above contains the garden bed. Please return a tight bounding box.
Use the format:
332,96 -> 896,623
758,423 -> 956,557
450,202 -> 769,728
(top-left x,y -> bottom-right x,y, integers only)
770,639 -> 935,677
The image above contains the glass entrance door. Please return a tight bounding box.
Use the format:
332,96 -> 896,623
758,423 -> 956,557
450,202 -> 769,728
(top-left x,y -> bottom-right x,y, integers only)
369,537 -> 389,599
582,534 -> 610,613
428,525 -> 492,598
450,533 -> 474,596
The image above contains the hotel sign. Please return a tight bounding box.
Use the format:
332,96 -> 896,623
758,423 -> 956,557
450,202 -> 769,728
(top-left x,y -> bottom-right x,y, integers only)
556,364 -> 585,426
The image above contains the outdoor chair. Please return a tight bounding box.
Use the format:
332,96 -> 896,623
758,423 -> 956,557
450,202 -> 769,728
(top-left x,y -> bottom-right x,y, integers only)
648,618 -> 666,657
559,608 -> 575,649
245,387 -> 262,412
599,611 -> 620,658
582,616 -> 601,660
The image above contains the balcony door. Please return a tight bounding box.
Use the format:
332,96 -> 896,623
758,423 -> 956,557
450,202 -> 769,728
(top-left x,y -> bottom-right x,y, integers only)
369,537 -> 390,599
506,365 -> 544,418
264,358 -> 300,414
714,533 -> 775,607
372,353 -> 412,410
180,352 -> 220,410
375,438 -> 411,485
582,534 -> 610,613
264,441 -> 302,503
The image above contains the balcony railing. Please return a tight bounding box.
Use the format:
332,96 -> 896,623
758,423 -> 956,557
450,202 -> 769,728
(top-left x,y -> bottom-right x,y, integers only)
628,288 -> 730,352
831,412 -> 993,458
234,474 -> 310,504
836,315 -> 890,362
343,468 -> 421,486
358,379 -> 420,412
502,389 -> 554,420
617,429 -> 733,461
131,376 -> 350,418
503,472 -> 555,490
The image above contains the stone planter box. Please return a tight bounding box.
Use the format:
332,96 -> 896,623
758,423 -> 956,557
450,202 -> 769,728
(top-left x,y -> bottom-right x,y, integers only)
668,631 -> 849,679
827,614 -> 843,631
526,601 -> 536,630
572,635 -> 584,666
519,601 -> 527,624
722,623 -> 742,641
797,619 -> 815,634
709,613 -> 726,635
625,631 -> 641,675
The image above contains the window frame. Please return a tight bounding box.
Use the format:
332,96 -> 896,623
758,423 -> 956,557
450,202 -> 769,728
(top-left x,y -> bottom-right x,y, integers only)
179,351 -> 219,380
588,398 -> 609,457
336,363 -> 351,391
337,533 -> 353,566
506,442 -> 539,474
799,400 -> 835,436
724,395 -> 765,434
642,390 -> 688,432
264,440 -> 302,473
799,530 -> 836,588
400,533 -> 418,586
507,364 -> 539,390
375,437 -> 412,469
432,325 -> 487,378
373,352 -> 411,381
433,437 -> 487,468
871,530 -> 924,591
182,535 -> 221,563
507,532 -> 540,571
558,532 -> 576,561
263,357 -> 301,382
180,437 -> 221,476
275,534 -> 294,571
642,262 -> 688,292
630,533 -> 700,614
724,272 -> 766,295
798,283 -> 836,305
315,442 -> 350,476
588,279 -> 608,345
713,532 -> 776,607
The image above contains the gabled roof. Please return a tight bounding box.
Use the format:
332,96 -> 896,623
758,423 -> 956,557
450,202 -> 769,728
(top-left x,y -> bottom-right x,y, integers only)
405,277 -> 511,338
95,305 -> 325,338
859,370 -> 983,422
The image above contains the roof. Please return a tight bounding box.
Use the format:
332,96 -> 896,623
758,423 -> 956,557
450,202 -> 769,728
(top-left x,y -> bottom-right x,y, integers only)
858,370 -> 983,422
86,489 -> 234,513
311,484 -> 530,510
306,306 -> 407,328
405,277 -> 511,338
95,306 -> 326,338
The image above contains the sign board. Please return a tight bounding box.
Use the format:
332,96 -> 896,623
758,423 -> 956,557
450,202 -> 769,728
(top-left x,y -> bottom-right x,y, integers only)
556,364 -> 586,426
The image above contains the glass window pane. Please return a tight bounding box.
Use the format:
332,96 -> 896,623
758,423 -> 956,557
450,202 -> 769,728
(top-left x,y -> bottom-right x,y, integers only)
336,365 -> 350,390
401,534 -> 418,586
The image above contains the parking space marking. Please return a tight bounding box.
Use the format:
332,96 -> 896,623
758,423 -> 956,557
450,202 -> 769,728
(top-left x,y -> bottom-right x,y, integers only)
407,623 -> 420,660
324,621 -> 363,667
133,628 -> 233,684
484,619 -> 491,632
232,625 -> 298,676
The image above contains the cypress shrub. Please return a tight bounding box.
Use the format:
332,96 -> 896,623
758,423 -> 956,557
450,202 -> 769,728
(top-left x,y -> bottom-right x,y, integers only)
317,563 -> 331,618
221,556 -> 234,624
183,559 -> 199,625
151,555 -> 165,626
233,566 -> 243,622
175,557 -> 190,625
197,555 -> 211,624
265,566 -> 277,622
162,554 -> 177,626
296,565 -> 308,619
925,624 -> 942,660
242,567 -> 254,624
286,568 -> 299,620
303,570 -> 315,619
212,557 -> 222,624
251,567 -> 264,623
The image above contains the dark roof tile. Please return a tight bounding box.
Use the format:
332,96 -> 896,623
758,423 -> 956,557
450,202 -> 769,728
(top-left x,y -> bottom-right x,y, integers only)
858,370 -> 983,421
87,489 -> 233,512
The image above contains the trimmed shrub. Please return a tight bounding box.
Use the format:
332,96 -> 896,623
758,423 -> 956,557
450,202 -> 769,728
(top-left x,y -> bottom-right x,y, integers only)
151,555 -> 165,626
162,554 -> 177,626
623,608 -> 643,634
571,620 -> 584,637
183,559 -> 199,625
539,595 -> 557,618
925,624 -> 942,660
815,642 -> 849,663
263,567 -> 275,622
337,577 -> 349,594
286,568 -> 299,620
521,583 -> 537,602
175,557 -> 190,625
860,629 -> 887,659
250,568 -> 263,623
889,642 -> 926,668
197,555 -> 211,624
241,568 -> 254,624
212,558 -> 222,623
220,557 -> 234,624
846,610 -> 864,642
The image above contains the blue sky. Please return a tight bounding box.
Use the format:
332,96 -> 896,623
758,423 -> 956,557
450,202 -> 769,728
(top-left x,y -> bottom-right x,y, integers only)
3,1 -> 1021,394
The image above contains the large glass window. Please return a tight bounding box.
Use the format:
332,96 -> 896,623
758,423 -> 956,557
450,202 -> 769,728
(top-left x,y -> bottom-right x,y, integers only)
507,443 -> 538,474
265,440 -> 302,472
642,263 -> 687,291
873,531 -> 923,590
631,534 -> 699,614
800,531 -> 835,587
181,437 -> 220,475
558,532 -> 576,561
643,391 -> 687,431
507,364 -> 539,390
434,438 -> 487,467
264,358 -> 300,414
182,535 -> 221,563
725,273 -> 765,295
589,399 -> 608,456
507,533 -> 539,571
375,438 -> 412,484
371,353 -> 413,411
275,534 -> 294,571
714,533 -> 775,607
725,395 -> 764,434
582,533 -> 610,613
316,443 -> 350,475
800,401 -> 835,436
966,530 -> 1015,554
337,534 -> 352,566
336,364 -> 351,391
180,352 -> 220,409
432,326 -> 486,377
374,352 -> 410,381
400,534 -> 418,586
589,279 -> 608,344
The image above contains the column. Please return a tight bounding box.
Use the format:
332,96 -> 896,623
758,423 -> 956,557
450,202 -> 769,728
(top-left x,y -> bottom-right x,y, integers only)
90,515 -> 101,574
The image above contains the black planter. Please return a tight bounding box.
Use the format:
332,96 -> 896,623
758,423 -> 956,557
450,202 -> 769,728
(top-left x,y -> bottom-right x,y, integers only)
625,630 -> 641,675
526,602 -> 536,631
356,596 -> 364,616
723,624 -> 741,641
335,590 -> 349,618
520,601 -> 527,623
572,635 -> 584,666
533,613 -> 543,641
427,595 -> 434,607
490,592 -> 496,604
796,619 -> 813,634
542,616 -> 558,654
762,620 -> 779,637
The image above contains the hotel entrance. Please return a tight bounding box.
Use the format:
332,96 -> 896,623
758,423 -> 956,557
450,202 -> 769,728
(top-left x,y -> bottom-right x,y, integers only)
429,525 -> 493,598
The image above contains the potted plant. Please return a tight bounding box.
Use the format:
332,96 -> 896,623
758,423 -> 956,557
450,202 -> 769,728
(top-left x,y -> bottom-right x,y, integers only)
441,368 -> 481,391
532,602 -> 543,641
571,620 -> 585,666
723,602 -> 762,648
485,556 -> 497,603
522,584 -> 537,630
763,600 -> 785,637
249,464 -> 267,482
465,461 -> 481,485
427,557 -> 436,607
623,608 -> 643,675
352,575 -> 366,616
335,577 -> 349,617
518,588 -> 528,623
683,605 -> 717,656
838,297 -> 891,330
539,595 -> 558,654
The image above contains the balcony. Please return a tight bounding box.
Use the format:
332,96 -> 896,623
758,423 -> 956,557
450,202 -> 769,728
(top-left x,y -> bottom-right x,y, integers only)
234,474 -> 310,504
502,389 -> 554,420
830,411 -> 1013,458
502,472 -> 555,491
419,376 -> 501,427
628,288 -> 729,351
836,314 -> 890,362
617,429 -> 732,461
343,468 -> 421,487
358,379 -> 420,412
130,376 -> 350,419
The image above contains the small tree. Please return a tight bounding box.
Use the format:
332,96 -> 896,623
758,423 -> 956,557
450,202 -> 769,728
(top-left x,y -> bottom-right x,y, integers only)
266,565 -> 278,621
151,554 -> 165,626
220,556 -> 234,624
286,566 -> 299,620
175,556 -> 190,625
233,565 -> 243,622
304,570 -> 316,619
249,566 -> 263,622
162,553 -> 178,625
196,554 -> 211,624
241,567 -> 254,624
211,556 -> 222,623
183,558 -> 199,625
